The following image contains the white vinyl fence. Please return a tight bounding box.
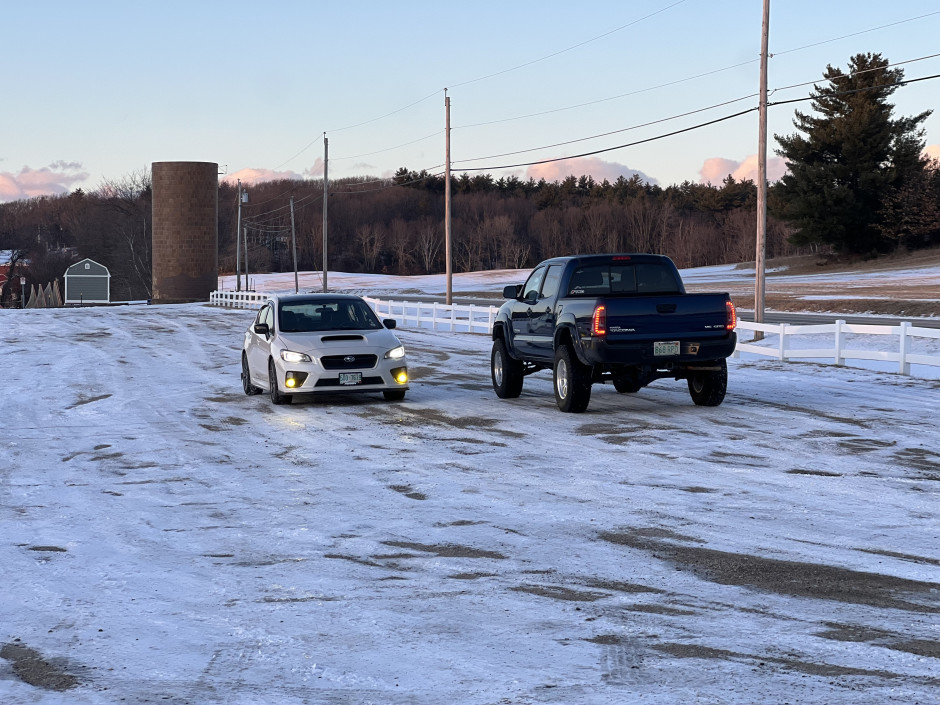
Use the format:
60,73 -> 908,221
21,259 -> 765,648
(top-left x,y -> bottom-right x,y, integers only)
733,319 -> 940,377
209,290 -> 270,308
363,297 -> 500,334
210,291 -> 940,378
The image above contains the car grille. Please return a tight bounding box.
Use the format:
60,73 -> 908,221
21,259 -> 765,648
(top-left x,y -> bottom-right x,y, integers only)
320,354 -> 378,370
314,376 -> 384,387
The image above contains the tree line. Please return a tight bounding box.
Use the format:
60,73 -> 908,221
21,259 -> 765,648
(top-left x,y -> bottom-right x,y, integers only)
1,52 -> 937,306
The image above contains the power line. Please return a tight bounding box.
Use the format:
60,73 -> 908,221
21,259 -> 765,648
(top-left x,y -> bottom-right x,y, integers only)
771,52 -> 940,94
768,72 -> 940,108
456,60 -> 756,130
452,109 -> 757,173
451,72 -> 940,174
273,10 -> 939,177
452,52 -> 940,171
270,2 -> 690,170
331,131 -> 444,161
448,0 -> 690,90
773,11 -> 940,57
452,94 -> 757,166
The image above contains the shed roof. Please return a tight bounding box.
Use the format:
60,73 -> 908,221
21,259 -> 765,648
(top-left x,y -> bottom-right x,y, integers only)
66,258 -> 110,277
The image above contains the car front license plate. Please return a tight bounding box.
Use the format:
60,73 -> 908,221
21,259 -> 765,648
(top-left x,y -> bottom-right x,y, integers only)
339,372 -> 362,385
653,341 -> 680,356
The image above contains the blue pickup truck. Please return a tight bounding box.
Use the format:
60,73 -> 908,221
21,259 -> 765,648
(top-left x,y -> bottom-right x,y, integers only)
491,254 -> 738,412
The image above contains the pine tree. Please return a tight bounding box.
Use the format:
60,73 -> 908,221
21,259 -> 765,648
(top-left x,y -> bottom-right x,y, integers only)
774,53 -> 931,254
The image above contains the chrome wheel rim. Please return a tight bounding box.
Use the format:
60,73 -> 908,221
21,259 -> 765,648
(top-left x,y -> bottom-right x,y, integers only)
556,359 -> 569,399
493,350 -> 504,386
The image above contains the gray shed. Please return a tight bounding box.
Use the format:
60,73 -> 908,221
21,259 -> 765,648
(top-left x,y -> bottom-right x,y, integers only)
65,258 -> 111,304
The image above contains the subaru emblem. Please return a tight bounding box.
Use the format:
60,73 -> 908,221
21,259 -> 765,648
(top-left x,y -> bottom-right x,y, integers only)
344,355 -> 355,363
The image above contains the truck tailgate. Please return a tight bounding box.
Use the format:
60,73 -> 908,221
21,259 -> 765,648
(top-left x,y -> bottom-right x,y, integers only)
604,293 -> 731,341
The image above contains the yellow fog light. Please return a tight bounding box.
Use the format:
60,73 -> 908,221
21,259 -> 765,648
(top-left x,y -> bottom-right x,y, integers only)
284,371 -> 307,388
396,372 -> 408,384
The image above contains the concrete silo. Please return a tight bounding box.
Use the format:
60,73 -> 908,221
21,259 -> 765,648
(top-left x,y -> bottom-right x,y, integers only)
151,161 -> 218,303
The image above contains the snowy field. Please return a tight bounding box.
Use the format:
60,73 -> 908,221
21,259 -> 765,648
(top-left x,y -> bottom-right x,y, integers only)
2,292 -> 939,704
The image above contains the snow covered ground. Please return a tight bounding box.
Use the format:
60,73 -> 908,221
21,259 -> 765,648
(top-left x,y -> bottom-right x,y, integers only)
2,288 -> 939,704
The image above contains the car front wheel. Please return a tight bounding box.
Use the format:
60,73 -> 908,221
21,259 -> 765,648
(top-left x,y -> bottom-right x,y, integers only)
242,353 -> 262,395
268,358 -> 292,405
553,344 -> 592,413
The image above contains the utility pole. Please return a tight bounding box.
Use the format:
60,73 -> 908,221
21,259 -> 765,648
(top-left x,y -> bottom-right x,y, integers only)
290,196 -> 299,293
444,91 -> 452,305
235,179 -> 242,291
322,134 -> 329,293
244,225 -> 249,291
754,0 -> 770,341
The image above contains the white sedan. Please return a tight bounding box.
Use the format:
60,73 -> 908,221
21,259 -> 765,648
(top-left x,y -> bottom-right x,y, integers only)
241,293 -> 409,405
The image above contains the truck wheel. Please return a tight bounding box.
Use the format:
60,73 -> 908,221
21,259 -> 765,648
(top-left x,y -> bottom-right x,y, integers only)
688,359 -> 727,407
613,372 -> 642,394
269,358 -> 292,405
491,337 -> 524,398
554,345 -> 592,413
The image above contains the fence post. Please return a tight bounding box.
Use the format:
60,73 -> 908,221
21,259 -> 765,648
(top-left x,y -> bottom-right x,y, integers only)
468,304 -> 476,333
432,302 -> 438,331
488,307 -> 495,335
778,323 -> 787,361
834,320 -> 845,366
899,321 -> 911,375
450,305 -> 457,332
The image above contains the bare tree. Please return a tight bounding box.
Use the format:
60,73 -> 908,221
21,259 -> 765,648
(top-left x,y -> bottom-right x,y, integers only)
416,217 -> 441,274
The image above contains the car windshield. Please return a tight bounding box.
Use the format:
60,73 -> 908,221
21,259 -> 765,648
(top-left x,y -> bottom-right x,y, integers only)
278,299 -> 383,332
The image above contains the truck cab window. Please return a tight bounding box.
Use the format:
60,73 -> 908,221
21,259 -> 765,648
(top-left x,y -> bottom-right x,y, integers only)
539,265 -> 563,300
522,267 -> 546,301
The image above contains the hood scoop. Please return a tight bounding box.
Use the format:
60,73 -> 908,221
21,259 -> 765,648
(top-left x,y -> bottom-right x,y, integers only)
321,334 -> 365,342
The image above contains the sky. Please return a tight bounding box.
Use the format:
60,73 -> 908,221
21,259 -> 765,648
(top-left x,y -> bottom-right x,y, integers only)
2,0 -> 940,203
2,263 -> 939,702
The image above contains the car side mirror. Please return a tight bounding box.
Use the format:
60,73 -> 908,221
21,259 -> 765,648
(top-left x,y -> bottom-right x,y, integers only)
503,284 -> 522,299
253,323 -> 270,336
383,319 -> 397,329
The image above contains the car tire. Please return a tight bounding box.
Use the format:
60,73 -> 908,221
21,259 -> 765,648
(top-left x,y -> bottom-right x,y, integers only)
491,336 -> 524,398
383,389 -> 407,401
688,359 -> 727,407
553,344 -> 592,413
241,353 -> 262,395
268,358 -> 292,405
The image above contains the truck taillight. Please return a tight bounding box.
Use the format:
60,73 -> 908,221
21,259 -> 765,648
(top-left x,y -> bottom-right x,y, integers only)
726,300 -> 737,330
592,305 -> 606,336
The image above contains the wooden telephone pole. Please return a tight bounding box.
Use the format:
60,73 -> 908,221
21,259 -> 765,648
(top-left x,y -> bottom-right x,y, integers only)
754,0 -> 770,340
322,135 -> 329,293
444,91 -> 452,305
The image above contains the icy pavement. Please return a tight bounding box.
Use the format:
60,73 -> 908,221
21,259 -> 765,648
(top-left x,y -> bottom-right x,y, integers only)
1,303 -> 938,704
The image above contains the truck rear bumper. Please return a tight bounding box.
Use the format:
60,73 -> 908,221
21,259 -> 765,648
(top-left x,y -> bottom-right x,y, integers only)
578,332 -> 737,367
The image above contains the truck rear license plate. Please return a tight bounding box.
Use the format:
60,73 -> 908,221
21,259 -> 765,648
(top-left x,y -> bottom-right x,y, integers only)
653,341 -> 680,356
339,373 -> 362,385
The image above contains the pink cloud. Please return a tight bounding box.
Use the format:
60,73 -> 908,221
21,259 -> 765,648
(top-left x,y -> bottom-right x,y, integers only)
525,157 -> 657,185
0,163 -> 89,202
220,159 -> 326,186
221,167 -> 303,186
924,145 -> 940,162
699,154 -> 787,185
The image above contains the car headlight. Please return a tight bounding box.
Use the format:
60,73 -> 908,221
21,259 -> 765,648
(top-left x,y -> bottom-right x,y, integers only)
280,349 -> 312,363
385,345 -> 405,360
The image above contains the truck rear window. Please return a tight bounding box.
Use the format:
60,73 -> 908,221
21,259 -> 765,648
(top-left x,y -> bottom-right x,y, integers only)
567,263 -> 681,296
